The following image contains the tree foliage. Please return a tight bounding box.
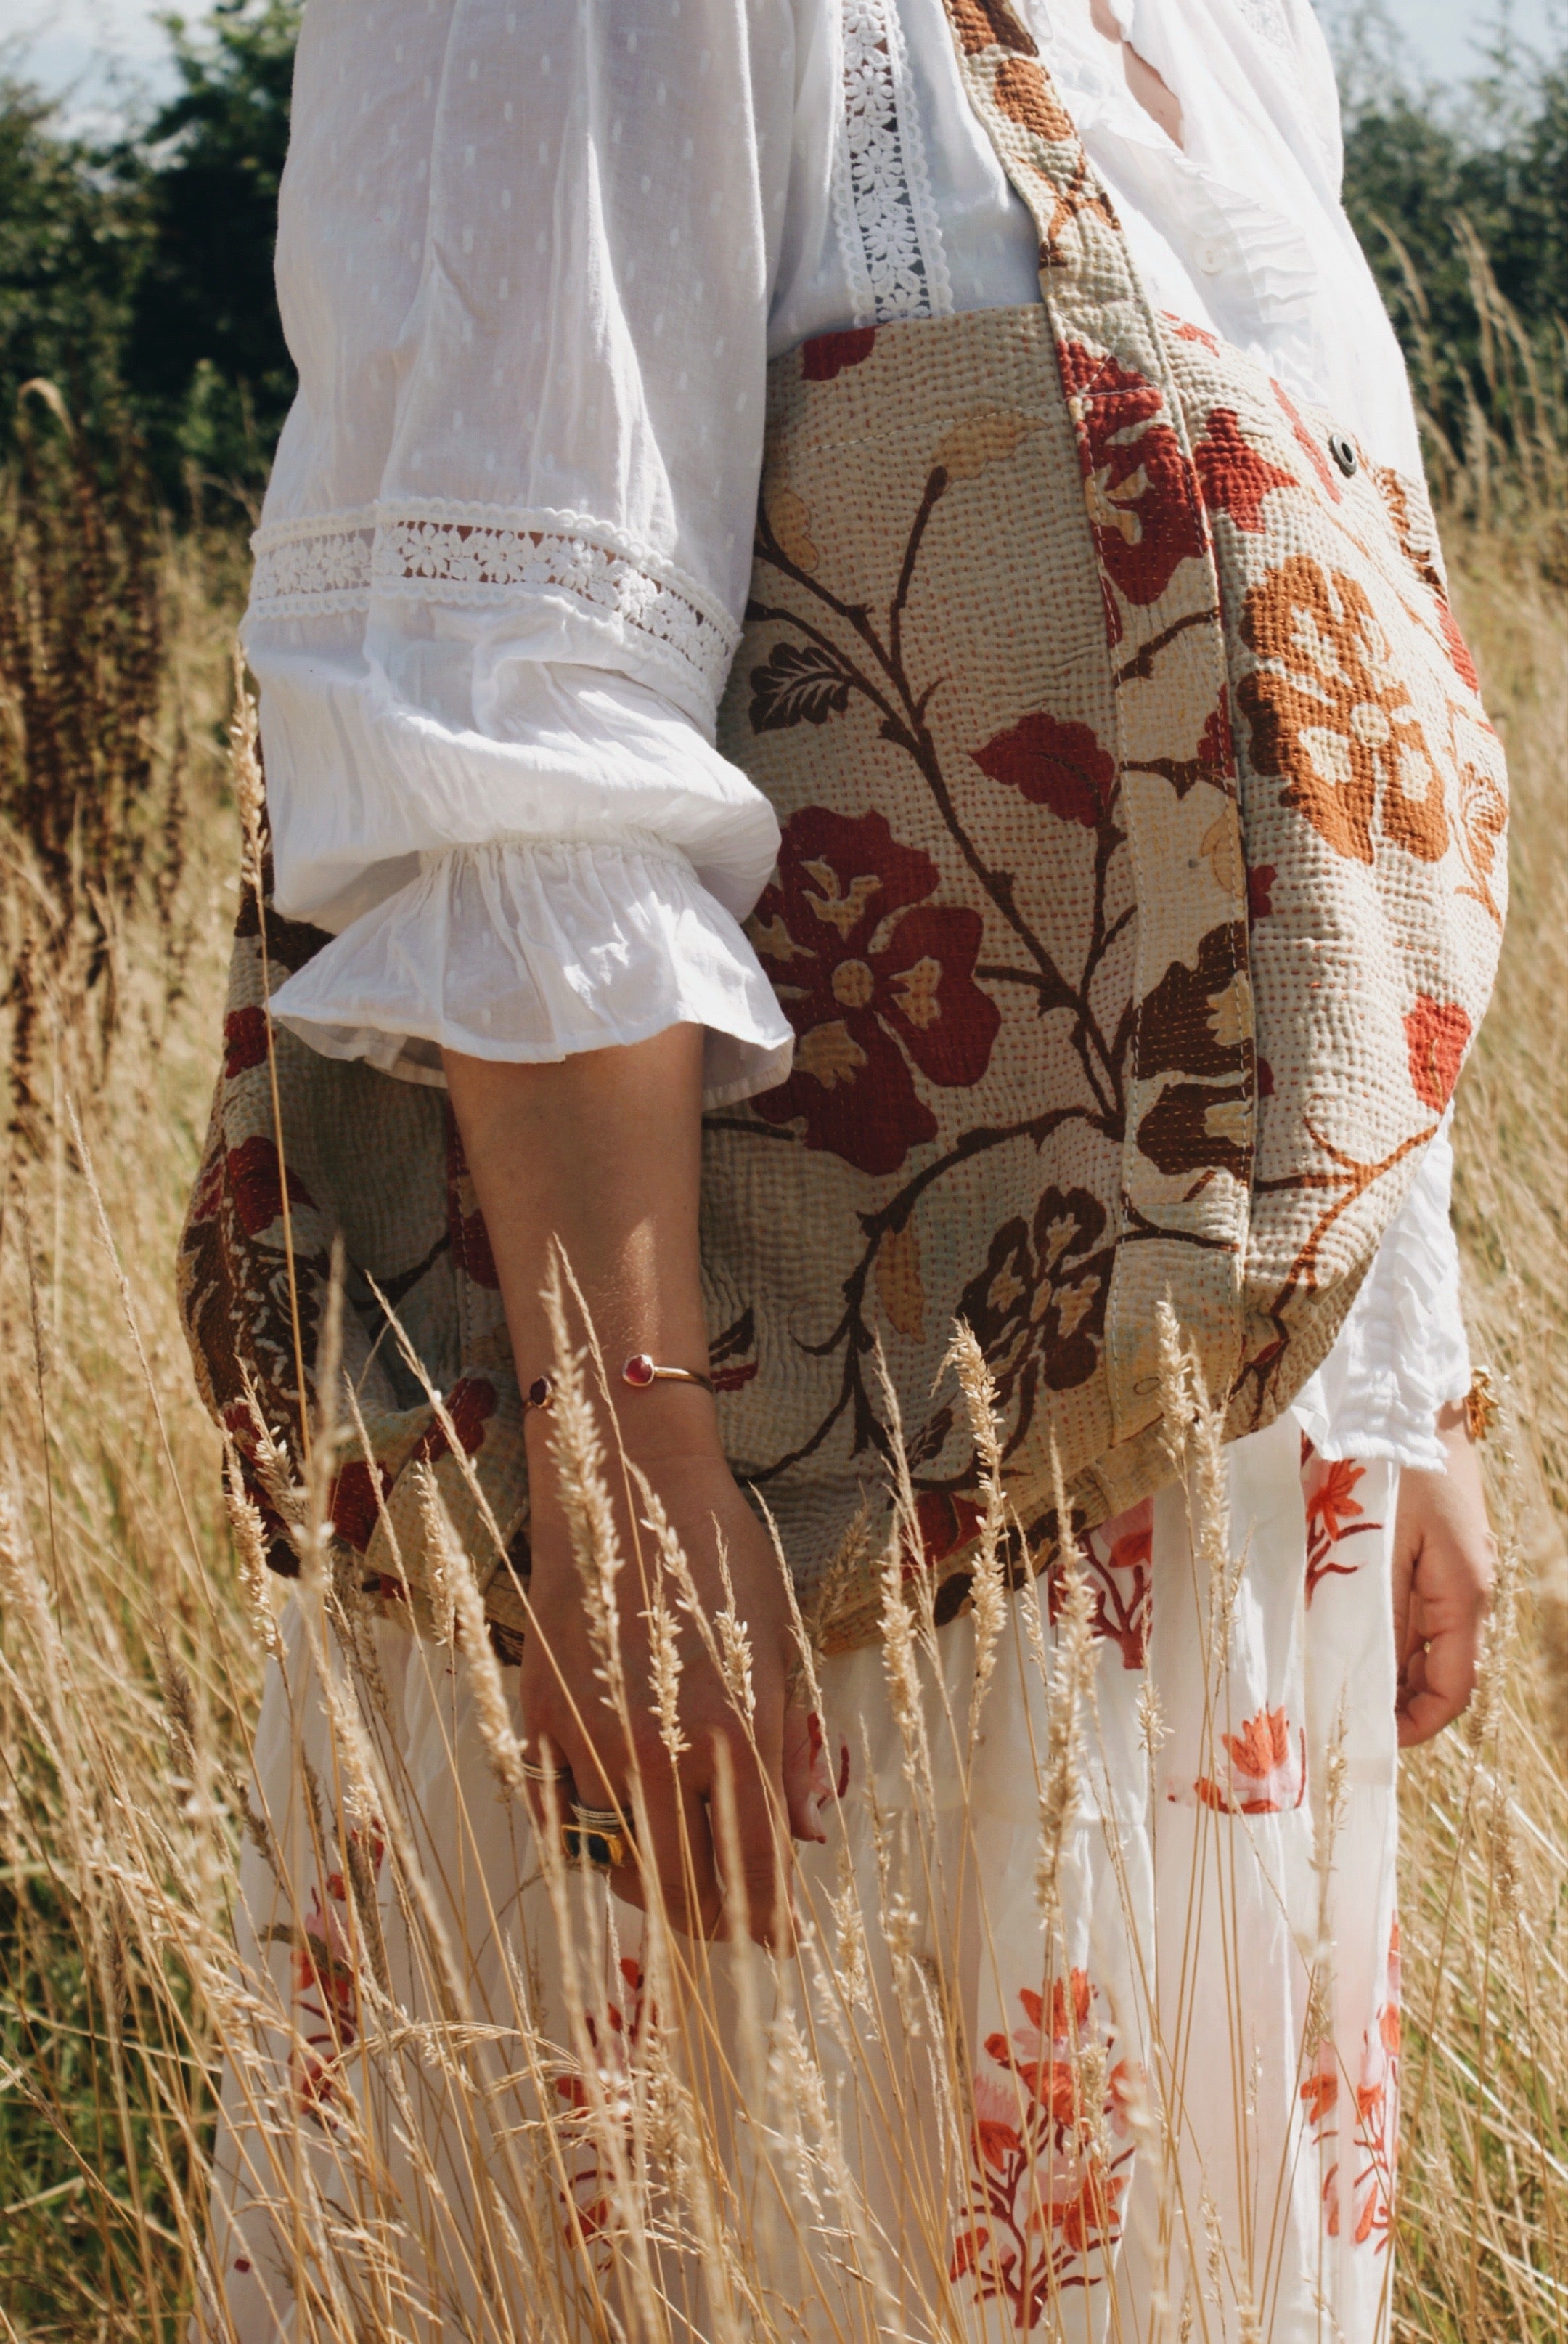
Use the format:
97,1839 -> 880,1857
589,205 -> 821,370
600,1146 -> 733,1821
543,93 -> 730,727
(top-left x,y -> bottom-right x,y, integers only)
0,0 -> 1563,516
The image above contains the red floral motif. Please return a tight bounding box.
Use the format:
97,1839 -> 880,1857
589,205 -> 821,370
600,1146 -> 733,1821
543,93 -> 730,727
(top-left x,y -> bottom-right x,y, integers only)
1057,343 -> 1207,627
557,1956 -> 652,2260
226,1134 -> 314,1238
971,710 -> 1117,828
915,1489 -> 985,1571
1246,861 -> 1276,921
410,1377 -> 497,1470
1164,311 -> 1221,354
1055,1498 -> 1152,1669
801,327 -> 876,381
1193,406 -> 1298,533
222,1004 -> 270,1078
285,1826 -> 385,2121
748,807 -> 1001,1175
1302,1917 -> 1400,2253
1434,595 -> 1479,693
1302,1441 -> 1383,1604
952,1971 -> 1135,2322
330,1459 -> 393,1553
1272,381 -> 1342,502
1403,996 -> 1471,1114
445,1110 -> 499,1288
1193,1704 -> 1305,1815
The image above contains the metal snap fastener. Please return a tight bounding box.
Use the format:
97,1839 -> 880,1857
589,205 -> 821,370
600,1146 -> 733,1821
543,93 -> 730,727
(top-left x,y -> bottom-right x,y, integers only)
1328,431 -> 1358,478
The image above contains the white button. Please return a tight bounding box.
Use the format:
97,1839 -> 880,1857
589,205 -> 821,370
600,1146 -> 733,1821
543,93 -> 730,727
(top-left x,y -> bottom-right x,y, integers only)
1197,240 -> 1225,276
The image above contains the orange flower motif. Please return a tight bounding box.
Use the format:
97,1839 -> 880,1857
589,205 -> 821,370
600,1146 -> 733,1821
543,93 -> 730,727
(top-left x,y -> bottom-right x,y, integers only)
949,2224 -> 990,2280
1018,2057 -> 1081,2125
1306,1455 -> 1366,1545
1404,995 -> 1471,1115
1057,2164 -> 1126,2253
1225,1706 -> 1289,1781
1053,1969 -> 1093,2039
1195,1705 -> 1303,1813
975,2117 -> 1021,2170
1301,2067 -> 1338,2125
1238,553 -> 1448,866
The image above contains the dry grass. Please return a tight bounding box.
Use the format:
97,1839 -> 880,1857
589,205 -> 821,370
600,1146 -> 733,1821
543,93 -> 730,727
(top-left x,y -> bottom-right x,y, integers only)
0,480 -> 1561,2337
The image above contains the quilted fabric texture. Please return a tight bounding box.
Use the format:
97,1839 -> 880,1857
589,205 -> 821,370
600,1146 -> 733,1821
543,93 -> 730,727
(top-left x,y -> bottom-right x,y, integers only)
176,0 -> 1506,1656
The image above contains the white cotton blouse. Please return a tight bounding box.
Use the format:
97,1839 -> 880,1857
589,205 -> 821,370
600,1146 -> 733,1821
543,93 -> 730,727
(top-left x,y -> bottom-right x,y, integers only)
246,0 -> 1470,1467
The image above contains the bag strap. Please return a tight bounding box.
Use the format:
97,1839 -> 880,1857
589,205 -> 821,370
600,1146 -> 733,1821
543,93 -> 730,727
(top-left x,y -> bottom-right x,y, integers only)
936,0 -> 1257,1431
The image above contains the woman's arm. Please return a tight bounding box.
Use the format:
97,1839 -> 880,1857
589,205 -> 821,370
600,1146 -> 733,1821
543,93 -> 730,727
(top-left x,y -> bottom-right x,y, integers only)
445,1030 -> 820,1946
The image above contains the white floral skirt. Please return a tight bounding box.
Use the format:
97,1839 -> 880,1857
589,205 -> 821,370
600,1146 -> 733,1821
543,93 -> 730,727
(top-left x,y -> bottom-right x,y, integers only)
201,1410 -> 1400,2343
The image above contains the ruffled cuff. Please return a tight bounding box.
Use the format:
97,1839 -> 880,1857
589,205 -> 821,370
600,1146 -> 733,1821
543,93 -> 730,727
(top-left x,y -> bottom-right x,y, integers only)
1291,1110 -> 1471,1473
267,831 -> 795,1110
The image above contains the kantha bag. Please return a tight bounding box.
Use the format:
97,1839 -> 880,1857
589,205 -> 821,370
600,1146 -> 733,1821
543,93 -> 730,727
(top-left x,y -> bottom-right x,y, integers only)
178,0 -> 1506,1655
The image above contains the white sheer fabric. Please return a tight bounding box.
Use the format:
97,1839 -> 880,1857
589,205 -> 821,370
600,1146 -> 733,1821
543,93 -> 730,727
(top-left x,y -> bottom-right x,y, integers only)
249,0 -> 1469,1456
208,1419 -> 1404,2340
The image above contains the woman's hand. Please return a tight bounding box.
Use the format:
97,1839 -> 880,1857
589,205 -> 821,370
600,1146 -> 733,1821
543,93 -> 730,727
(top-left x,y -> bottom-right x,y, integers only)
520,1403 -> 822,1948
444,1025 -> 818,1948
1391,1399 -> 1495,1746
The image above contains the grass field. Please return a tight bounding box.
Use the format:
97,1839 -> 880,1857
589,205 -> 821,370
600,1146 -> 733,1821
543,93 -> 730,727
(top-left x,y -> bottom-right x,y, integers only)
0,463 -> 1562,2331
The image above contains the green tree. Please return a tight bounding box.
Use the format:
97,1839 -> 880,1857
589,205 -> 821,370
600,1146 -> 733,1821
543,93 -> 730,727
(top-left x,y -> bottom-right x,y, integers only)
1339,36 -> 1568,461
0,82 -> 147,428
120,0 -> 301,505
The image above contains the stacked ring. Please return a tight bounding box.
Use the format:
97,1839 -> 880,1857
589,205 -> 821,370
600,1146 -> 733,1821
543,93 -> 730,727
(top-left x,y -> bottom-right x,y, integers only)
563,1804 -> 630,1872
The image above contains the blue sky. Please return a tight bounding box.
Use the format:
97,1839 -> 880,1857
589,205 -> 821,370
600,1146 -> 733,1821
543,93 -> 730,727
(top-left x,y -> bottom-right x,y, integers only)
4,0 -> 1564,129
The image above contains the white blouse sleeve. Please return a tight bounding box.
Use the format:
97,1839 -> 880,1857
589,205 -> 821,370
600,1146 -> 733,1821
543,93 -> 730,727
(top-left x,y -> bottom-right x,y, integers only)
244,0 -> 808,1105
1291,1110 -> 1472,1473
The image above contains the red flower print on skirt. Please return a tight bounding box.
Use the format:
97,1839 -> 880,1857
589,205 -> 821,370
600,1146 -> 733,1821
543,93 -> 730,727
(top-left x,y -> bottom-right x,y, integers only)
951,1970 -> 1136,2324
1301,1440 -> 1384,1604
1193,1704 -> 1306,1815
748,807 -> 1001,1174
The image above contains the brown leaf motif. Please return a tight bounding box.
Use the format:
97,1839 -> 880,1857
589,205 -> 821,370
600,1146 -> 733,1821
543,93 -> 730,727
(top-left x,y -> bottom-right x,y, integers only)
957,1187 -> 1114,1444
749,640 -> 854,733
1134,924 -> 1249,1080
1136,1081 -> 1251,1181
1237,554 -> 1448,866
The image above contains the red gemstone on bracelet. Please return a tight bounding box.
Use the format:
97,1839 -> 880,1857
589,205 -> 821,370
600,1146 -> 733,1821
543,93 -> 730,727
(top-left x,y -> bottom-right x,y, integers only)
526,1375 -> 553,1410
623,1353 -> 656,1388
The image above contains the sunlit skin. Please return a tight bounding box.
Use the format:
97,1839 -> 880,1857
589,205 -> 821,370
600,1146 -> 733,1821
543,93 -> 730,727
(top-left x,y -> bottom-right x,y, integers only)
446,1022 -> 1496,1945
444,1024 -> 817,1954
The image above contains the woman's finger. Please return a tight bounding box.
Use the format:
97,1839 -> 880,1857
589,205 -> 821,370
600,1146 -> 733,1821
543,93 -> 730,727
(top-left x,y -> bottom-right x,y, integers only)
707,1730 -> 794,1950
613,1774 -> 723,1937
782,1703 -> 835,1844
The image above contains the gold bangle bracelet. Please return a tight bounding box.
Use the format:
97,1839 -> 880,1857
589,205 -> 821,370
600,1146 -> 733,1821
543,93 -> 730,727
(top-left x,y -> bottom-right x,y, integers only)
523,1356 -> 715,1415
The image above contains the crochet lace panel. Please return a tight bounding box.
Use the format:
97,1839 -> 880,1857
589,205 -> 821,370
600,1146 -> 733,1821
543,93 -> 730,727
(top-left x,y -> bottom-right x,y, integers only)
248,505 -> 738,712
833,0 -> 952,327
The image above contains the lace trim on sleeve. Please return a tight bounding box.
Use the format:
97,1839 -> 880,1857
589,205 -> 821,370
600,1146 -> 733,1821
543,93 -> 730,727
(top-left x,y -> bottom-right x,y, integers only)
833,0 -> 952,327
248,504 -> 740,715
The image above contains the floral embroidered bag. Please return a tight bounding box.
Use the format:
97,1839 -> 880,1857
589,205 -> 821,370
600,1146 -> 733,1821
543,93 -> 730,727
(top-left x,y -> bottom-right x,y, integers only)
177,0 -> 1506,1656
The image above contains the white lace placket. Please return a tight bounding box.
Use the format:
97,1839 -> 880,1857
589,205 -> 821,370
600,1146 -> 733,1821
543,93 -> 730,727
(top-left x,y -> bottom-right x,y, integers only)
832,0 -> 955,327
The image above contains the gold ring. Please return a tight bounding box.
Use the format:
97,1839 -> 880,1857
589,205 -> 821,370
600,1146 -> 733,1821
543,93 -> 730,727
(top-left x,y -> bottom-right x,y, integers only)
563,1804 -> 630,1872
